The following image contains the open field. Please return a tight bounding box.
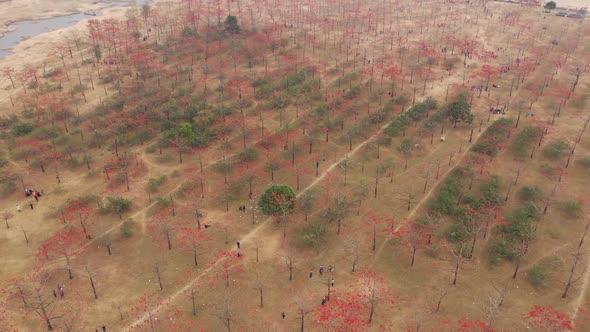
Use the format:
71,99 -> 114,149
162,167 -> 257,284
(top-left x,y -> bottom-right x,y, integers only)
0,0 -> 589,331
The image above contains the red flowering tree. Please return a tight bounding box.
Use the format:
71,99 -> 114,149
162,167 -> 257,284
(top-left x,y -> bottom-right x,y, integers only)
394,220 -> 430,267
525,305 -> 573,331
37,228 -> 86,279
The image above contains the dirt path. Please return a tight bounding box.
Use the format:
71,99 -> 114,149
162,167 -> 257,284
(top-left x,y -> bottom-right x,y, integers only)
124,118 -> 392,330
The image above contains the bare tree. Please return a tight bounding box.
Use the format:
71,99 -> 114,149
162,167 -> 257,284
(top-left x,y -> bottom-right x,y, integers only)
211,290 -> 239,332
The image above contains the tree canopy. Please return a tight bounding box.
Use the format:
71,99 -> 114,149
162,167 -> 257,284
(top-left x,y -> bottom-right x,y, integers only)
258,185 -> 296,216
224,15 -> 241,34
544,1 -> 557,10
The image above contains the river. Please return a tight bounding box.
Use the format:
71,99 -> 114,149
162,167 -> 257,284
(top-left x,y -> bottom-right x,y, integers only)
0,0 -> 149,58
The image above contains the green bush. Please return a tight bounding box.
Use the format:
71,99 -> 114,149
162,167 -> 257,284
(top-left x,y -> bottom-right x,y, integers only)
542,139 -> 569,160
295,219 -> 327,248
528,264 -> 547,288
238,147 -> 259,163
488,236 -> 518,263
479,176 -> 503,208
518,186 -> 543,202
0,158 -> 8,168
343,85 -> 361,100
430,168 -> 465,215
258,185 -> 296,216
120,218 -> 135,238
148,176 -> 167,193
560,200 -> 582,218
511,126 -> 541,160
471,118 -> 513,156
446,223 -> 468,243
100,197 -> 132,218
12,123 -> 34,136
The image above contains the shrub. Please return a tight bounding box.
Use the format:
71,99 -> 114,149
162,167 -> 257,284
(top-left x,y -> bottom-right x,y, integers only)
295,219 -> 327,248
511,126 -> 541,160
528,264 -> 547,289
542,139 -> 569,160
471,118 -> 513,156
519,186 -> 543,202
120,218 -> 135,238
238,147 -> 259,163
488,236 -> 517,263
258,185 -> 296,216
343,85 -> 361,100
100,197 -> 132,218
12,123 -> 34,136
0,158 -> 8,168
560,200 -> 582,218
148,176 -> 167,193
446,223 -> 468,243
479,176 -> 503,208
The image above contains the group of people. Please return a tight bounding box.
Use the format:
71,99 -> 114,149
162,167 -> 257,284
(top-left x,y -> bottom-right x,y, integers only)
25,189 -> 43,201
309,264 -> 336,278
52,285 -> 65,298
238,204 -> 247,212
16,188 -> 45,212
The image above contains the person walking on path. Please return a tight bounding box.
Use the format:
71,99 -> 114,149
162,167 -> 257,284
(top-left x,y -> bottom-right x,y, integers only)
319,265 -> 324,276
281,312 -> 286,320
16,204 -> 21,212
29,203 -> 34,210
236,241 -> 241,249
309,270 -> 313,278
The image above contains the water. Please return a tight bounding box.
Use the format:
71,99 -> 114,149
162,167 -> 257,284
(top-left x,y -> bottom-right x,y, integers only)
0,0 -> 150,58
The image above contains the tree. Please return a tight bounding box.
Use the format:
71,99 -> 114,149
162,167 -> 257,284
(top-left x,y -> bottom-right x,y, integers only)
544,1 -> 557,10
224,16 -> 241,34
525,305 -> 573,331
258,185 -> 296,216
101,196 -> 132,219
445,94 -> 473,127
394,221 -> 429,266
178,226 -> 208,266
37,228 -> 85,280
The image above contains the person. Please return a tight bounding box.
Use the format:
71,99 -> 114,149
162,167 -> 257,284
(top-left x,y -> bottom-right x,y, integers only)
59,286 -> 64,298
331,279 -> 335,287
321,298 -> 326,305
34,194 -> 38,202
102,326 -> 106,332
309,270 -> 313,278
281,312 -> 286,320
319,265 -> 324,275
53,289 -> 57,297
16,204 -> 21,212
30,203 -> 34,210
237,242 -> 241,249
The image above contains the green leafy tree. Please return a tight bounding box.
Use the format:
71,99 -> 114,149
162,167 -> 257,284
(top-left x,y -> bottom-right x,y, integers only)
445,94 -> 473,127
102,197 -> 132,219
258,185 -> 296,216
224,15 -> 241,34
544,1 -> 556,9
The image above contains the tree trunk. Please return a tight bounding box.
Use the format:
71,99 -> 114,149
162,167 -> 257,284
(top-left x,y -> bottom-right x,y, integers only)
259,288 -> 264,307
411,247 -> 417,266
512,257 -> 521,279
89,275 -> 98,299
452,261 -> 459,285
300,312 -> 305,332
